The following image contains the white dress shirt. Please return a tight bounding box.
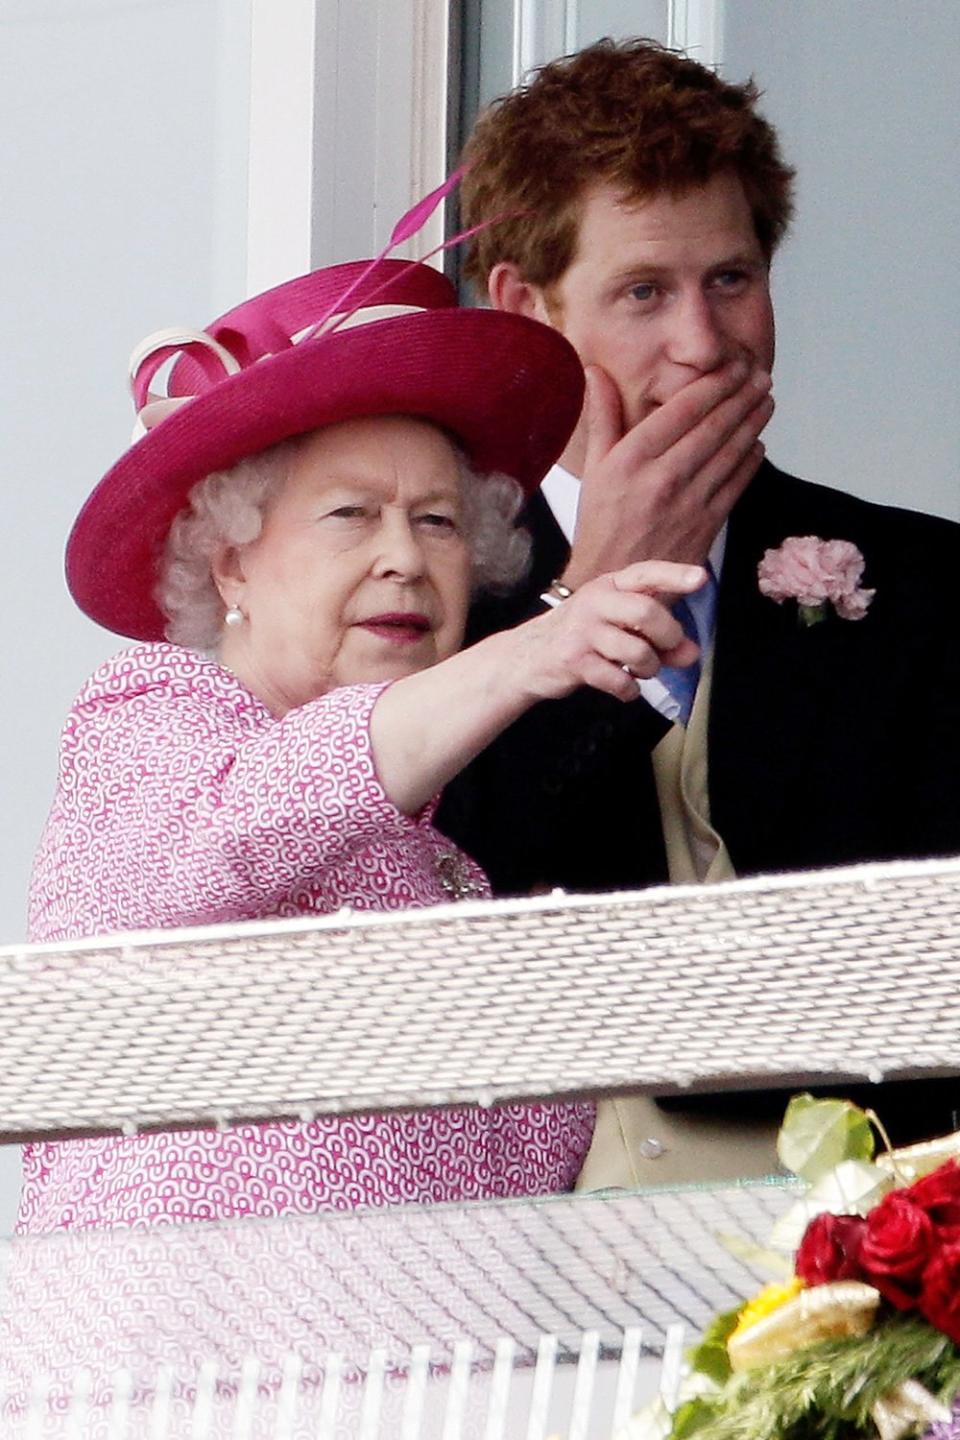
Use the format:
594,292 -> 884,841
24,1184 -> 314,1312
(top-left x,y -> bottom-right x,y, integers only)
540,462 -> 726,723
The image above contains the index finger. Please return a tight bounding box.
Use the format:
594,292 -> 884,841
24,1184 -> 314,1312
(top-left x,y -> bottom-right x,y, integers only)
611,561 -> 707,597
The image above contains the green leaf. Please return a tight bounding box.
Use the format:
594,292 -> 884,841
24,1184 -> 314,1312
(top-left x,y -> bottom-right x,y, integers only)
777,1095 -> 875,1183
688,1306 -> 743,1386
690,1340 -> 735,1389
664,1314 -> 960,1440
671,1397 -> 720,1437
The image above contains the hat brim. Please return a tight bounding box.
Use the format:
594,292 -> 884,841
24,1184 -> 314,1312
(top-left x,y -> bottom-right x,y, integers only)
66,309 -> 584,641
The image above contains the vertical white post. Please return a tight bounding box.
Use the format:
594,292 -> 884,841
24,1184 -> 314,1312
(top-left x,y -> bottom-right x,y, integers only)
247,0 -> 322,294
372,0 -> 451,258
483,1337 -> 517,1440
567,1331 -> 600,1440
247,0 -> 451,288
611,1327 -> 643,1432
407,0 -> 452,257
105,1369 -> 133,1440
190,1360 -> 218,1439
564,0 -> 580,55
275,1353 -> 303,1440
441,1341 -> 474,1440
524,1333 -> 558,1440
148,1367 -> 173,1440
233,1355 -> 261,1440
358,1348 -> 387,1440
65,1369 -> 92,1440
659,1324 -> 686,1413
512,0 -> 579,85
317,1352 -> 343,1439
667,0 -> 724,68
401,1344 -> 432,1440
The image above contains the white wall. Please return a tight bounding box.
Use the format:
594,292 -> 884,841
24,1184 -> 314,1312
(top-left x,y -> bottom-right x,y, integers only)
0,0 -> 251,1228
721,0 -> 960,520
0,0 -> 250,941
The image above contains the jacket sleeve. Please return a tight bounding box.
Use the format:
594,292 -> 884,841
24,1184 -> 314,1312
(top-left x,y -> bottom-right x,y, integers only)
29,668 -> 430,938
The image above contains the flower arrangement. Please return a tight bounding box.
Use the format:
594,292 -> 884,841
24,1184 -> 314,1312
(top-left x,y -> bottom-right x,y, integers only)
625,1097 -> 960,1440
757,536 -> 875,625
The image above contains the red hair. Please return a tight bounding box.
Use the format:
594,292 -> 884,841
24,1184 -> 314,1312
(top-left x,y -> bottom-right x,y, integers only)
461,38 -> 794,291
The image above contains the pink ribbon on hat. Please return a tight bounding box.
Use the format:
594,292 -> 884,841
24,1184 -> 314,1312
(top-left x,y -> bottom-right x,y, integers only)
127,168 -> 520,439
127,166 -> 487,437
128,329 -> 242,434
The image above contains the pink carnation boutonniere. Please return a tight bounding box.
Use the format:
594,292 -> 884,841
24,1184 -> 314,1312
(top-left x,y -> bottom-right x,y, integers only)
757,535 -> 876,627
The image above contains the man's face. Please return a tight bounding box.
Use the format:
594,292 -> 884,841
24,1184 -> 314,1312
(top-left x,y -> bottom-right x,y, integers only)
528,172 -> 775,448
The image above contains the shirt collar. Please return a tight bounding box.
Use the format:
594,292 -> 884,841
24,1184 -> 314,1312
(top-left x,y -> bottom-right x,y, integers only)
539,461 -> 727,579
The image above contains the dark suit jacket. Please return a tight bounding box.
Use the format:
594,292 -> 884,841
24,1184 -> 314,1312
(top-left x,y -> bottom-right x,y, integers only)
438,459 -> 960,890
436,460 -> 960,1142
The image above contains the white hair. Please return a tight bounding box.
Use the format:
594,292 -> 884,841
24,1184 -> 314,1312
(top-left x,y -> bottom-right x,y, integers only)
157,433 -> 532,650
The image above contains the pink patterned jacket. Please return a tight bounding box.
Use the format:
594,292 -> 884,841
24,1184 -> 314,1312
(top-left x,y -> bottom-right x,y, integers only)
21,645 -> 593,1231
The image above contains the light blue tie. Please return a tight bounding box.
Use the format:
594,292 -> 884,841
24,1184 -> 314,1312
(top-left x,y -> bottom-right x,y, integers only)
659,566 -> 718,725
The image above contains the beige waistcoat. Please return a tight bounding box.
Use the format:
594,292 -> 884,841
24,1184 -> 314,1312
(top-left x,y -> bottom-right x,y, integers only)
574,653 -> 781,1190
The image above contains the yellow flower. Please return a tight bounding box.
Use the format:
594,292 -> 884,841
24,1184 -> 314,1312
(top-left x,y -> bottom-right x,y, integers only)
729,1276 -> 805,1342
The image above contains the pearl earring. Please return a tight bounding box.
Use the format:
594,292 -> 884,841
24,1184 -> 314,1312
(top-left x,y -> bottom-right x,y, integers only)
224,604 -> 244,628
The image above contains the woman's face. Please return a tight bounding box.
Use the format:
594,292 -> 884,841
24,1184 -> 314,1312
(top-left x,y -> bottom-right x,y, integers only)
217,416 -> 472,715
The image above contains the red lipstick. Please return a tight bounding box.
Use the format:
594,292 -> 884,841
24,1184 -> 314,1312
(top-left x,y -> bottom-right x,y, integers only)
359,612 -> 432,644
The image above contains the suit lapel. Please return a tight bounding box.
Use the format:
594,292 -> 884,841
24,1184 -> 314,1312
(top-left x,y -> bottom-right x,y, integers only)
523,467 -> 878,874
709,465 -> 879,871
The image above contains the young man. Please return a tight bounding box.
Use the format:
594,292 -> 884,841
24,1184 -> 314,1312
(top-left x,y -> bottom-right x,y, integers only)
437,39 -> 960,1183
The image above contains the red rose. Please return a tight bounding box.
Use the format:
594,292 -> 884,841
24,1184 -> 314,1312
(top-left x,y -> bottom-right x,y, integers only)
860,1191 -> 934,1309
796,1212 -> 866,1286
907,1160 -> 960,1235
920,1240 -> 960,1344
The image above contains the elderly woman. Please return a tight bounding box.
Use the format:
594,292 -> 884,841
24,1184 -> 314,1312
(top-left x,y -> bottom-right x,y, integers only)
21,258 -> 702,1232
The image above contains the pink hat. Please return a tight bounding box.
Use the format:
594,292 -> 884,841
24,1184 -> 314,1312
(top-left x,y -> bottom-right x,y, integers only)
66,258 -> 584,641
